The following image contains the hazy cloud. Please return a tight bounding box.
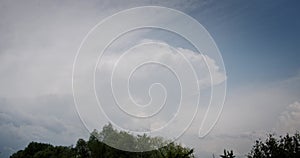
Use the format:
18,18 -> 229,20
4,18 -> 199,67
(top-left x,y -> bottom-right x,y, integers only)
0,0 -> 299,157
277,101 -> 300,133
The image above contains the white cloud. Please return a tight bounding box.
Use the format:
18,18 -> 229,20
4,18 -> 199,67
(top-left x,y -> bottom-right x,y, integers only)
98,39 -> 226,89
0,0 -> 216,156
92,40 -> 226,134
276,101 -> 300,134
178,75 -> 300,157
0,0 -> 299,157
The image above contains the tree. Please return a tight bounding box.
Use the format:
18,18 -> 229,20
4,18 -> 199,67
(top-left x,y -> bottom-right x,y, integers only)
158,142 -> 194,158
220,149 -> 235,158
10,123 -> 195,158
247,132 -> 300,158
10,142 -> 54,158
75,139 -> 91,158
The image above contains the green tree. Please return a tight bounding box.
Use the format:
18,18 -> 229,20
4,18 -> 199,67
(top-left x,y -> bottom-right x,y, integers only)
10,123 -> 195,158
75,138 -> 91,158
10,142 -> 53,158
158,142 -> 194,158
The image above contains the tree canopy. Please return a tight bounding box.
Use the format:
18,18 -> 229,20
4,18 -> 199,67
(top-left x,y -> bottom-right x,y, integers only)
10,123 -> 300,158
10,123 -> 194,158
247,132 -> 300,158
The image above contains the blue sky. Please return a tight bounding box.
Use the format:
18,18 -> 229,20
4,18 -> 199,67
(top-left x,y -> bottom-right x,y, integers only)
0,0 -> 300,158
188,0 -> 300,87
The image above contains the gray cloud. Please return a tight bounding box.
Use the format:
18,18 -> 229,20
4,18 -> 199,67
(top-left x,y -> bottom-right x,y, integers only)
0,95 -> 88,157
0,0 -> 210,157
0,0 -> 299,157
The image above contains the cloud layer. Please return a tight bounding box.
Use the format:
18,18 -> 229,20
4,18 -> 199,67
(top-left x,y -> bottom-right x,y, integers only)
0,0 -> 300,157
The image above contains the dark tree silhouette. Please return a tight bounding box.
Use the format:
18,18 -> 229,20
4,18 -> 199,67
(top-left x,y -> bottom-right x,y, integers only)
220,149 -> 235,158
247,132 -> 300,158
10,142 -> 75,158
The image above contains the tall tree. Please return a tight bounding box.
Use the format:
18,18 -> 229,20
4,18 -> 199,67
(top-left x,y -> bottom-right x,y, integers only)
75,139 -> 91,158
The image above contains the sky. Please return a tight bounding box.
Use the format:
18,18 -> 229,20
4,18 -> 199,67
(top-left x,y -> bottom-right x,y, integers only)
0,0 -> 300,157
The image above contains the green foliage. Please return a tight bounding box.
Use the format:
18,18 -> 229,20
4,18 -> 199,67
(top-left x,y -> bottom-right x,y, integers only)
11,125 -> 300,158
10,123 -> 194,158
10,142 -> 75,158
158,142 -> 194,158
75,138 -> 91,158
98,123 -> 166,151
247,132 -> 300,158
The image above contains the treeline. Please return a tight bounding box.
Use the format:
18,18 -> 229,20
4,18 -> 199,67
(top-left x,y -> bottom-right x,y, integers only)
10,124 -> 300,158
10,123 -> 194,158
247,132 -> 300,158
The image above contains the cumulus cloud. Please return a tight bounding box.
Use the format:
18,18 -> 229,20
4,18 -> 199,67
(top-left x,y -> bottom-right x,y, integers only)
0,0 -> 217,156
0,0 -> 299,157
277,101 -> 300,133
90,40 -> 226,136
98,39 -> 226,88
